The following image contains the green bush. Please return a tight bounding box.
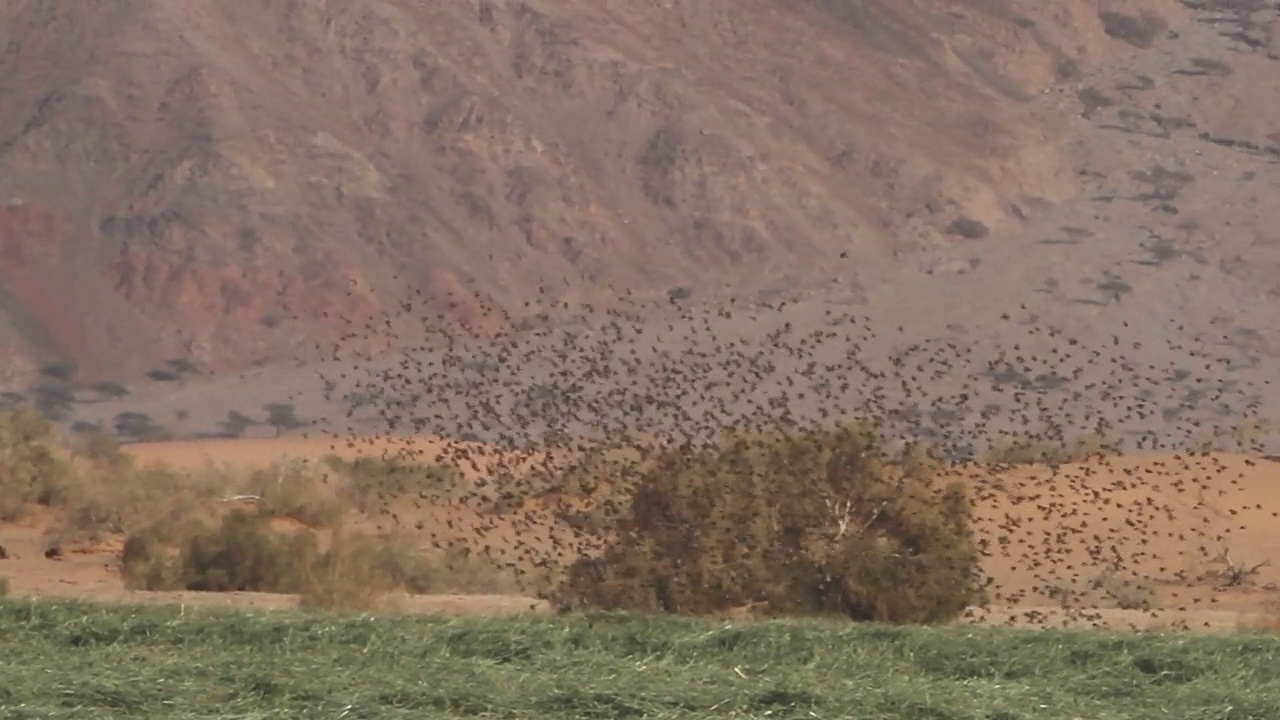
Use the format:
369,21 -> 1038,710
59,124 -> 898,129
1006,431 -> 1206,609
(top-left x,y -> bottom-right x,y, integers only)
554,424 -> 981,623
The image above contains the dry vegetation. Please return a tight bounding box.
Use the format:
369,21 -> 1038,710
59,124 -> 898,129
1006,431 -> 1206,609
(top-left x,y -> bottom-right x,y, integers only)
120,511 -> 447,610
0,408 -> 522,610
2,408 -> 1001,622
556,424 -> 981,623
5,406 -> 1279,631
981,430 -> 1121,466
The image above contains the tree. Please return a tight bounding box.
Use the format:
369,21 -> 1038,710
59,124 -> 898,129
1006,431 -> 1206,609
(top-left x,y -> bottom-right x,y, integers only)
263,403 -> 302,436
554,424 -> 981,623
113,411 -> 170,442
91,381 -> 130,399
38,360 -> 78,383
31,384 -> 75,421
220,411 -> 257,438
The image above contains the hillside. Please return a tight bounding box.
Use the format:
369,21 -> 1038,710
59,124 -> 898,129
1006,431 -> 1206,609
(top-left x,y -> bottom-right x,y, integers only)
0,0 -> 1225,385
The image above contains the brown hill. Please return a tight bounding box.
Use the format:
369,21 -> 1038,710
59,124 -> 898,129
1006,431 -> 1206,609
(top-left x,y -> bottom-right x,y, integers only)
0,0 -> 1185,384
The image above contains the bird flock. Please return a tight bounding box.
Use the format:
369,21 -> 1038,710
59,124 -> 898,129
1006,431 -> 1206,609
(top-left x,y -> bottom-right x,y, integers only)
294,276 -> 1277,630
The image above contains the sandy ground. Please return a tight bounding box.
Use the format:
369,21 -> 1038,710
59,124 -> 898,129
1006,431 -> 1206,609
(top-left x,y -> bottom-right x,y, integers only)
2,437 -> 1278,631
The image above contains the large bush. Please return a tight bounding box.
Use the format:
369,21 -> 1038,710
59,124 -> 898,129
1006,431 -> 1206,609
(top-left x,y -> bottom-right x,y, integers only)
554,424 -> 981,623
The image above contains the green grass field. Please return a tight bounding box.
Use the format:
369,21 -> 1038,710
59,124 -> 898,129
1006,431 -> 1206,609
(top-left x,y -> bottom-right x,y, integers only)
1,600 -> 1278,719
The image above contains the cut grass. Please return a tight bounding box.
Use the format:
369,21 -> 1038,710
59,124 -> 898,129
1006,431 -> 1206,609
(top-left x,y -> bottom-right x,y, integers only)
2,600 -> 1280,719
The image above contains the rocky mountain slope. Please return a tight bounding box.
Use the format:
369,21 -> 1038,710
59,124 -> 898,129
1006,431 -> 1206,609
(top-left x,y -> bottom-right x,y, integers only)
0,0 -> 1206,386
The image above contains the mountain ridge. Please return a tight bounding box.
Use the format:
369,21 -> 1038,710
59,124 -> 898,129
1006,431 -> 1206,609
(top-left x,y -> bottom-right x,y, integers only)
0,0 -> 1185,385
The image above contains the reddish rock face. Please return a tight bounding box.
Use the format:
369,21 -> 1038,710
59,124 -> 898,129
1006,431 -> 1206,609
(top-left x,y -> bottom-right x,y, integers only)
102,221 -> 392,373
0,203 -> 101,382
0,0 -> 1232,384
418,267 -> 508,338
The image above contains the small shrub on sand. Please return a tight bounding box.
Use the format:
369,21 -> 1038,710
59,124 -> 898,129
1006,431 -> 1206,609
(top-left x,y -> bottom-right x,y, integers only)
74,428 -> 128,466
0,408 -> 219,541
120,527 -> 181,591
55,462 -> 201,542
122,509 -> 515,610
122,510 -> 305,594
0,408 -> 523,606
323,455 -> 465,511
0,407 -> 77,521
297,531 -> 403,610
554,423 -> 981,623
1090,570 -> 1160,611
983,431 -> 1120,466
238,460 -> 345,529
179,511 -> 320,594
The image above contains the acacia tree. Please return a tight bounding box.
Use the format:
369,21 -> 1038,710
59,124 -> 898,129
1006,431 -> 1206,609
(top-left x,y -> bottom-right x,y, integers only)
263,403 -> 302,436
555,423 -> 981,623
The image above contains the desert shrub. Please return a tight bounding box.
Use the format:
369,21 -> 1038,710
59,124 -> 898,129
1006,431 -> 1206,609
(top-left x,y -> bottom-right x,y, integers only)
300,534 -> 526,607
554,424 -> 981,623
984,439 -> 1070,465
1091,571 -> 1160,611
238,461 -> 345,529
74,428 -> 128,466
0,576 -> 9,597
430,544 -> 529,595
0,391 -> 26,409
121,528 -> 171,589
297,530 -> 404,610
113,411 -> 171,442
146,369 -> 181,382
220,410 -> 256,437
54,459 -> 218,543
1099,10 -> 1166,49
264,402 -> 303,434
91,381 -> 130,398
30,383 -> 75,420
1069,432 -> 1122,460
323,455 -> 465,510
177,510 -> 321,593
69,420 -> 102,435
496,441 -> 644,516
38,361 -> 78,383
122,510 -> 492,610
0,407 -> 77,520
983,432 -> 1119,466
166,358 -> 200,376
0,408 -> 213,539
